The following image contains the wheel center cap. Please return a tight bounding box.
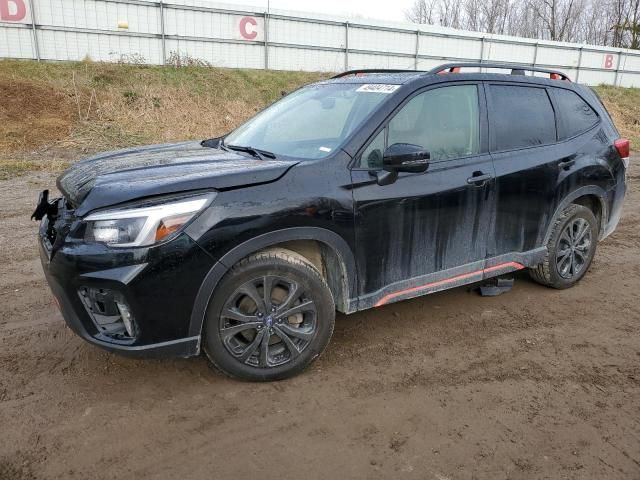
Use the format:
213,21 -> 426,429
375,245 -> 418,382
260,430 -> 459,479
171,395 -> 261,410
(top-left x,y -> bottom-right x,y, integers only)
264,315 -> 274,327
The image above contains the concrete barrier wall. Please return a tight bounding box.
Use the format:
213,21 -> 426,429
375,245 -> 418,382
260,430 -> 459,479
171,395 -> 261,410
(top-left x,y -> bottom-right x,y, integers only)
2,0 -> 640,86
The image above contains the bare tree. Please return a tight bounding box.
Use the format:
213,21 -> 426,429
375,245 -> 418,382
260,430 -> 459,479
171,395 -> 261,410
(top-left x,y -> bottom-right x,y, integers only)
628,0 -> 640,48
463,0 -> 482,30
580,0 -> 613,45
403,0 -> 640,48
405,0 -> 438,24
610,0 -> 631,46
482,0 -> 512,34
527,0 -> 585,41
437,0 -> 463,27
616,0 -> 640,47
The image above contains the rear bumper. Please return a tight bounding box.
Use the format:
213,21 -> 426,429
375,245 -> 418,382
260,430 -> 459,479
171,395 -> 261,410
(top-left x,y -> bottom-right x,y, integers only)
602,177 -> 626,240
38,218 -> 214,358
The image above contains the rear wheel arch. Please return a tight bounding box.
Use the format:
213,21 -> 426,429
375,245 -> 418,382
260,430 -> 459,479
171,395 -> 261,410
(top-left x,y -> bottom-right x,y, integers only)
545,186 -> 608,245
572,194 -> 603,228
531,203 -> 599,289
188,227 -> 357,339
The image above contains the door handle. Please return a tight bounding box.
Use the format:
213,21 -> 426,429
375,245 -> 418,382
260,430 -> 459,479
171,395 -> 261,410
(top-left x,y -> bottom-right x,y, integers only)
467,172 -> 492,186
558,158 -> 576,170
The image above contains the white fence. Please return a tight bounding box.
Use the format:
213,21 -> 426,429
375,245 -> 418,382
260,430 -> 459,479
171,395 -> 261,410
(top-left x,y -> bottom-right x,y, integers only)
2,0 -> 640,86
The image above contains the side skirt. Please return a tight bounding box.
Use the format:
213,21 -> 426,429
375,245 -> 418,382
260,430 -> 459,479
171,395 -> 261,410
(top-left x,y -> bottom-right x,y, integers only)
357,248 -> 546,310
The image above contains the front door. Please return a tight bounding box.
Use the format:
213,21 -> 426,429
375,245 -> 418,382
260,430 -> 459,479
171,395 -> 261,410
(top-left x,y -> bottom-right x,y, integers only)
351,83 -> 496,309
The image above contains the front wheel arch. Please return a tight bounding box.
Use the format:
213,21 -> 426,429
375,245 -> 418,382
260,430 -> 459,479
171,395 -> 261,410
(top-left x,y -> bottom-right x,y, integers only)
187,227 -> 357,340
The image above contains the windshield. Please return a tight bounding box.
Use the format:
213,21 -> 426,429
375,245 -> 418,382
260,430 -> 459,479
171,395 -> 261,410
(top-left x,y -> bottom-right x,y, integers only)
224,83 -> 394,160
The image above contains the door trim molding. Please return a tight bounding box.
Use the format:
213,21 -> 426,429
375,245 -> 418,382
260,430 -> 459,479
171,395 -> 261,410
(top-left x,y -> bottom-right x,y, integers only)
374,261 -> 524,307
358,248 -> 546,309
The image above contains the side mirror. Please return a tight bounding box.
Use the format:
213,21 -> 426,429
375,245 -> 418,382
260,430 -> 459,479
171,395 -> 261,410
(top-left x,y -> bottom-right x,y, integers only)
383,143 -> 430,173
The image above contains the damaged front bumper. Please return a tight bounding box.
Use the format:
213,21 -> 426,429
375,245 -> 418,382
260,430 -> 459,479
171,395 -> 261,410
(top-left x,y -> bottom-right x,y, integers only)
38,202 -> 215,358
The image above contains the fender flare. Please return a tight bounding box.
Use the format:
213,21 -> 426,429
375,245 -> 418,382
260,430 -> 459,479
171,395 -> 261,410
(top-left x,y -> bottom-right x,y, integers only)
187,227 -> 358,338
543,185 -> 608,245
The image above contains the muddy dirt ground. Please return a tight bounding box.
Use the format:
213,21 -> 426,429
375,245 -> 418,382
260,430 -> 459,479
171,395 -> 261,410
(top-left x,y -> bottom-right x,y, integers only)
1,160 -> 639,480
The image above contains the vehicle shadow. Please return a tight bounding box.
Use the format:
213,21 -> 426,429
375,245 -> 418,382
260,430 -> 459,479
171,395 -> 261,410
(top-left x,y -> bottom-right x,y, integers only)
53,270 -> 547,391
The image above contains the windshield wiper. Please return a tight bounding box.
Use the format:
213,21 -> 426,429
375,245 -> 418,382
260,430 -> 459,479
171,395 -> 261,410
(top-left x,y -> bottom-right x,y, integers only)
226,144 -> 276,160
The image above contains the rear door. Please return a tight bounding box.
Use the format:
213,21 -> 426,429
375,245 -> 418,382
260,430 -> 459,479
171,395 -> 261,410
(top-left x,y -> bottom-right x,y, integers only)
351,83 -> 496,307
486,82 -> 565,258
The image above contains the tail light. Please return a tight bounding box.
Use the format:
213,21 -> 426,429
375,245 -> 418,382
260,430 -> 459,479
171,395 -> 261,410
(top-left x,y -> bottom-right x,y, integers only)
614,138 -> 630,159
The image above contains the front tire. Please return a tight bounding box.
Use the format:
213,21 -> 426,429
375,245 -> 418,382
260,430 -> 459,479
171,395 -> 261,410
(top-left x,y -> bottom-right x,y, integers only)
529,204 -> 599,289
203,249 -> 335,381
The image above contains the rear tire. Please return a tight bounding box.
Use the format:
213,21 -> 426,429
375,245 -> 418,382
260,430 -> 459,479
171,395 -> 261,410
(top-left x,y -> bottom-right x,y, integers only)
529,204 -> 599,289
203,249 -> 335,381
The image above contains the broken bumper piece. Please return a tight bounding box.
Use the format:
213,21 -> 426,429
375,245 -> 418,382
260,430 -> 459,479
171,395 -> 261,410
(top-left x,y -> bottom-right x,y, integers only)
38,213 -> 214,358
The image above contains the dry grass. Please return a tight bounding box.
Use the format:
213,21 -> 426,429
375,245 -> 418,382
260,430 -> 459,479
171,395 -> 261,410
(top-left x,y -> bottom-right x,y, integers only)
593,85 -> 640,148
0,60 -> 637,181
0,60 -> 327,155
0,77 -> 74,152
0,158 -> 70,181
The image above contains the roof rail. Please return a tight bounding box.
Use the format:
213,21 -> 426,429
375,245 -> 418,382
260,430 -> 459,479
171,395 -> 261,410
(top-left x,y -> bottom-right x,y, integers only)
332,69 -> 424,79
428,62 -> 571,81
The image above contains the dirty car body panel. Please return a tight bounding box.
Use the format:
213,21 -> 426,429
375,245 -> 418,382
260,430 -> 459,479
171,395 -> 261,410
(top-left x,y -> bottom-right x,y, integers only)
35,66 -> 627,360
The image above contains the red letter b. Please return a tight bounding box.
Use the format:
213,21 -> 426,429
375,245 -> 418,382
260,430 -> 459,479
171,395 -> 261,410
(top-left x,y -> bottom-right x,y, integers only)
604,54 -> 614,69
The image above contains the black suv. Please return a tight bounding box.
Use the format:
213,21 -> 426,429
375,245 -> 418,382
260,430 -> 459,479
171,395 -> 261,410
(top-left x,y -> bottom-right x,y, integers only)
34,63 -> 628,381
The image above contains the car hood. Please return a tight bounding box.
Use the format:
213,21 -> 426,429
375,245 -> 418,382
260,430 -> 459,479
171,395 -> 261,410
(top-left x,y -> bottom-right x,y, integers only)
57,141 -> 298,216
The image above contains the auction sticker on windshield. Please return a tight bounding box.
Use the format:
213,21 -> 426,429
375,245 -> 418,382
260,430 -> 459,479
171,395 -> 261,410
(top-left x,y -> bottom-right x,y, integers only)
356,84 -> 400,94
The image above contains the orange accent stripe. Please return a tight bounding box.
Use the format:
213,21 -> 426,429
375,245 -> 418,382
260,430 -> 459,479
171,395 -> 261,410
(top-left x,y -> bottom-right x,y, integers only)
374,261 -> 524,307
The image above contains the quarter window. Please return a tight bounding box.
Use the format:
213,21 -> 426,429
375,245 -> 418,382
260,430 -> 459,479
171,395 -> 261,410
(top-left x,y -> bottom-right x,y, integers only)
360,129 -> 385,169
490,85 -> 556,151
552,88 -> 599,139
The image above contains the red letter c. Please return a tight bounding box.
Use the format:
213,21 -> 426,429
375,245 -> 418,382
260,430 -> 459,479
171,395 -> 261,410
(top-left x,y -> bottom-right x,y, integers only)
239,16 -> 258,40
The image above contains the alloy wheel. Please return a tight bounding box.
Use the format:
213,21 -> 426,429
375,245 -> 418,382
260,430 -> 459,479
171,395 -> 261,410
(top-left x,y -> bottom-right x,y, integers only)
218,275 -> 318,368
556,217 -> 592,279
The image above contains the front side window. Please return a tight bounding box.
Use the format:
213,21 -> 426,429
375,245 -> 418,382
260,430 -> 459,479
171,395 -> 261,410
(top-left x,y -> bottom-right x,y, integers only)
552,88 -> 599,139
359,85 -> 480,168
225,83 -> 393,160
490,85 -> 556,151
388,85 -> 480,162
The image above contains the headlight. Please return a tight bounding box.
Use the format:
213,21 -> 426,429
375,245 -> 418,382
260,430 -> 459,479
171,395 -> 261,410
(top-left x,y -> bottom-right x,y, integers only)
82,194 -> 213,247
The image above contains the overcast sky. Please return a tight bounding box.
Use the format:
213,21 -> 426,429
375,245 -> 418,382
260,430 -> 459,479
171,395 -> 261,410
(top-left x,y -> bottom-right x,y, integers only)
211,0 -> 415,23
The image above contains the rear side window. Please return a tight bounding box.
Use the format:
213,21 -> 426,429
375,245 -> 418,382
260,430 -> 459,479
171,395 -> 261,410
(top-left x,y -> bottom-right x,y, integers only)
490,85 -> 556,151
552,88 -> 599,139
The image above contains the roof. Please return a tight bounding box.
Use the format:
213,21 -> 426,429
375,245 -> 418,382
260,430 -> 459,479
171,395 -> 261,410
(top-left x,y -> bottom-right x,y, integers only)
323,71 -> 425,85
321,63 -> 573,86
